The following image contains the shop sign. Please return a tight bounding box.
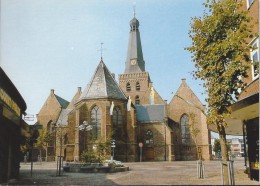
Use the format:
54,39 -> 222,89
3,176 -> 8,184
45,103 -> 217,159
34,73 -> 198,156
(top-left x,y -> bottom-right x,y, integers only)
0,88 -> 21,116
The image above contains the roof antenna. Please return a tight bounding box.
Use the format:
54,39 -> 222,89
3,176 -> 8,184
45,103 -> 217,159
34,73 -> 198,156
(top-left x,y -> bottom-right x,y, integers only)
133,1 -> 136,18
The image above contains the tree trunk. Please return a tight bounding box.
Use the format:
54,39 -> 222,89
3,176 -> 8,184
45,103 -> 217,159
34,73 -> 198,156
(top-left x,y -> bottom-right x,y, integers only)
218,124 -> 229,185
45,143 -> 48,162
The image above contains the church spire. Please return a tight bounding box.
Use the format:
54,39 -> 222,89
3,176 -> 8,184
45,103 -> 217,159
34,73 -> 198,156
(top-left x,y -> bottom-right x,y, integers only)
124,12 -> 145,74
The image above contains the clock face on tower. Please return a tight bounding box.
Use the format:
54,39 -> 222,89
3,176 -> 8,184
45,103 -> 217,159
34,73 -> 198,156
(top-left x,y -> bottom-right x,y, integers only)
130,59 -> 136,65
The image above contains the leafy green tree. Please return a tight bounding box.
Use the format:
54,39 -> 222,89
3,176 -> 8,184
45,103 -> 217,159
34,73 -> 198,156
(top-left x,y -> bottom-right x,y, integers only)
186,0 -> 256,184
213,139 -> 221,158
187,113 -> 201,159
213,139 -> 231,158
81,138 -> 111,163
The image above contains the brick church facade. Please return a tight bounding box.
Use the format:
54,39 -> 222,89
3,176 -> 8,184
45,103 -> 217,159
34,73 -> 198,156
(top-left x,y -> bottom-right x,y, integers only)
36,15 -> 211,162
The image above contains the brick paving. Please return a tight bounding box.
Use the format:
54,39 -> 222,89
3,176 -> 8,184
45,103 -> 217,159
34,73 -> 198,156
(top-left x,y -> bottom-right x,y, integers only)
5,157 -> 259,185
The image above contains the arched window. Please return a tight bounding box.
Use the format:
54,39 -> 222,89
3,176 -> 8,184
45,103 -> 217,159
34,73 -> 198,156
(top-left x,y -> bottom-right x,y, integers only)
113,107 -> 122,127
145,130 -> 153,146
136,82 -> 140,91
112,107 -> 123,140
180,114 -> 190,144
91,106 -> 101,140
47,120 -> 53,133
126,82 -> 131,92
135,95 -> 140,104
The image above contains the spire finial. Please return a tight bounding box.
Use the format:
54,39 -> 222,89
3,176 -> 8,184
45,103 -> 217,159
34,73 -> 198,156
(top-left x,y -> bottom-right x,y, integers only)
133,2 -> 136,18
98,42 -> 105,60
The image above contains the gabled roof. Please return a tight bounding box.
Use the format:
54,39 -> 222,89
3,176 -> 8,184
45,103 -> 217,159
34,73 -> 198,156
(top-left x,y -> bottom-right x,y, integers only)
67,87 -> 82,109
57,108 -> 72,126
170,78 -> 204,110
135,104 -> 165,123
79,60 -> 127,101
55,94 -> 69,109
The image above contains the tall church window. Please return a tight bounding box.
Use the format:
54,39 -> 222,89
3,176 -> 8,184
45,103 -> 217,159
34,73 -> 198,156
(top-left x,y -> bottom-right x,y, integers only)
91,106 -> 101,140
126,82 -> 131,92
180,114 -> 190,144
136,82 -> 140,91
145,130 -> 153,146
135,95 -> 140,104
112,107 -> 123,140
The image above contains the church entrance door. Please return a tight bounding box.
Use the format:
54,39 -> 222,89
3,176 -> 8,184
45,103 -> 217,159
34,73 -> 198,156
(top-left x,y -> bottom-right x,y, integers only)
144,147 -> 154,161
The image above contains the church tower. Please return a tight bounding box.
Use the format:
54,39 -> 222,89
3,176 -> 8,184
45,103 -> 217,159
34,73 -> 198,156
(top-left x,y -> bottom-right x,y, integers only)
119,15 -> 164,105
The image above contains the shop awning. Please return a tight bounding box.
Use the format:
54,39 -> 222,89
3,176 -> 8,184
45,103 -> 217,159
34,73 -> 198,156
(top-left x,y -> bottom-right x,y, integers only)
209,93 -> 259,135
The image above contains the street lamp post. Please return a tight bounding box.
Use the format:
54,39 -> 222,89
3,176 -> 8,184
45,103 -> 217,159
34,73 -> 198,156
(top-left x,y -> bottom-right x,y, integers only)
111,139 -> 116,160
79,121 -> 93,152
56,123 -> 64,176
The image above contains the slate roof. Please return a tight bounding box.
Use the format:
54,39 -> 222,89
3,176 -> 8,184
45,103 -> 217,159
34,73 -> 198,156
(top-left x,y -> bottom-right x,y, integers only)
79,60 -> 127,101
135,104 -> 165,123
57,109 -> 72,126
54,94 -> 69,109
125,16 -> 145,74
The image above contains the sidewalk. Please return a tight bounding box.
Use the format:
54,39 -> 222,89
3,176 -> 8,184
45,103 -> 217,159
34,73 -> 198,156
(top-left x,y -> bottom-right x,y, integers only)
7,158 -> 259,185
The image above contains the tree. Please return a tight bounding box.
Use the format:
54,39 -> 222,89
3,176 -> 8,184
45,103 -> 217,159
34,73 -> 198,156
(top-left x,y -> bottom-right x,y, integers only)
81,138 -> 111,163
213,139 -> 221,158
213,139 -> 231,158
187,113 -> 201,159
35,128 -> 52,161
186,0 -> 256,184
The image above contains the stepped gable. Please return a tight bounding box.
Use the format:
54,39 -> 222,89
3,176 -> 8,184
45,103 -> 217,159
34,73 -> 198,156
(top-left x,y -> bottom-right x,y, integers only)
79,59 -> 127,101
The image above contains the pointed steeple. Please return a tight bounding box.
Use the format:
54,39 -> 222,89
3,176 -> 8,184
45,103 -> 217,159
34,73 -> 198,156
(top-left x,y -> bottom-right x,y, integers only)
79,59 -> 127,101
124,15 -> 145,74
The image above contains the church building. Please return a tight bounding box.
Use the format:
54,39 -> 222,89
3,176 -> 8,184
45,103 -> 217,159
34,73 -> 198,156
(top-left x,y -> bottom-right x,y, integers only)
36,14 -> 211,162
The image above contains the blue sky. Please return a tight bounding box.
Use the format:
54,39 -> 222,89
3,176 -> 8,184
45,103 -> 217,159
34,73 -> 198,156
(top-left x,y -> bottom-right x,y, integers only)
2,0 -> 231,137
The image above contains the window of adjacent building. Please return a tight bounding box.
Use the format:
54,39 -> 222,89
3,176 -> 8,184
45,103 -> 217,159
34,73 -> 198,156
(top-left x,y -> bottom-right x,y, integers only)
91,105 -> 101,140
145,129 -> 153,146
135,95 -> 140,104
250,38 -> 259,80
112,107 -> 123,140
247,0 -> 254,8
180,114 -> 190,144
126,82 -> 131,92
136,82 -> 140,91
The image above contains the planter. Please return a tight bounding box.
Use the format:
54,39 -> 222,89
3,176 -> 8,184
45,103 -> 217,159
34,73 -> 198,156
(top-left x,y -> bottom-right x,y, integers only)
63,162 -> 129,173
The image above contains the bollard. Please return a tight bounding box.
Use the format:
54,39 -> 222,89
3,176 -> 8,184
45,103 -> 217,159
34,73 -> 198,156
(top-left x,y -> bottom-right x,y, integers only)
221,160 -> 235,185
197,160 -> 204,179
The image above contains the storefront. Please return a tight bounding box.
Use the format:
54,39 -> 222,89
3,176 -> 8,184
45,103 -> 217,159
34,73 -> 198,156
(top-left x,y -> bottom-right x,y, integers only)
209,92 -> 259,181
0,67 -> 27,183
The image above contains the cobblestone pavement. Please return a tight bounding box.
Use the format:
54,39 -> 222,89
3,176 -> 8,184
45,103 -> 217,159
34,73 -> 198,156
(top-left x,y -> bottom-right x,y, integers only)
6,157 -> 259,185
